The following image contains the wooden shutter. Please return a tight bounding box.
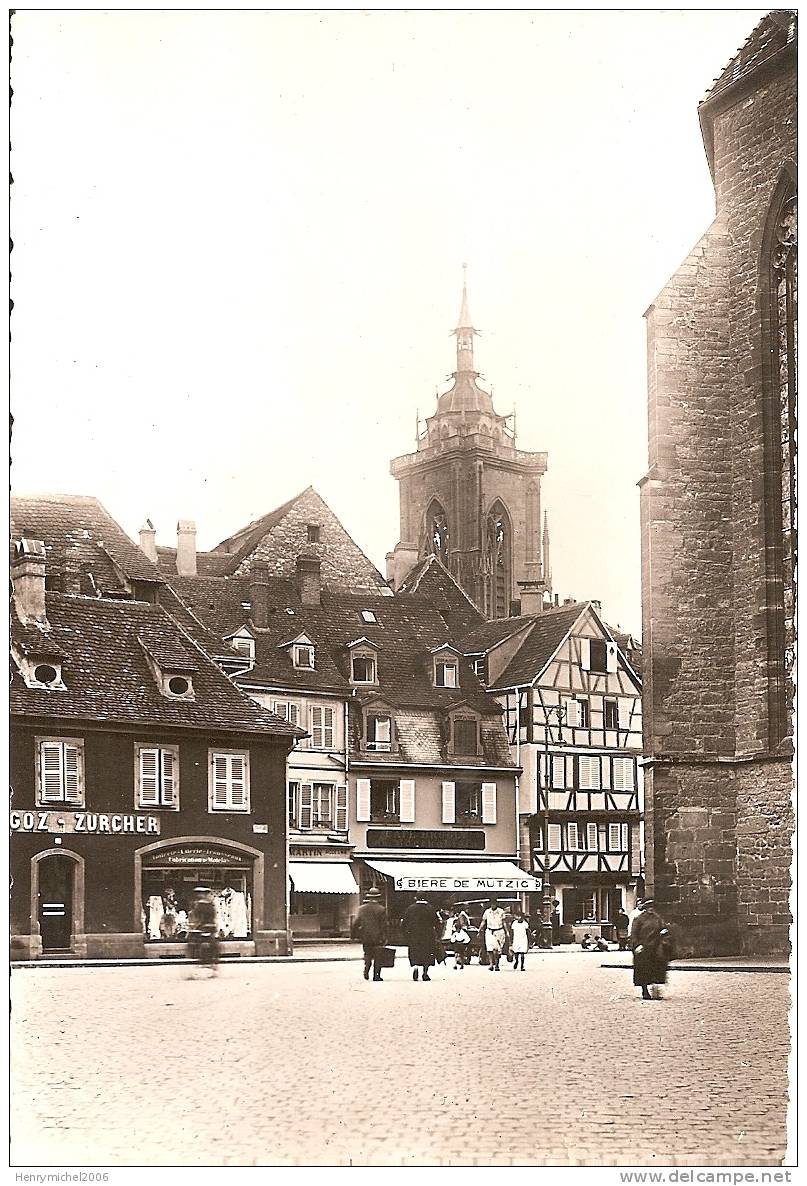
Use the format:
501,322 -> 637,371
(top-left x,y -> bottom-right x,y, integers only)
441,780 -> 456,824
161,748 -> 176,806
547,823 -> 561,851
552,754 -> 565,790
40,742 -> 64,803
608,823 -> 621,851
606,641 -> 618,673
565,699 -> 580,728
229,753 -> 247,809
356,778 -> 371,823
139,747 -> 160,806
399,779 -> 415,823
335,784 -> 348,832
622,823 -> 629,852
567,822 -> 579,850
287,782 -> 298,826
63,744 -> 82,805
212,753 -> 230,809
579,638 -> 591,671
579,755 -> 601,790
323,706 -> 335,749
618,699 -> 632,730
586,822 -> 598,851
299,783 -> 313,829
311,706 -> 323,748
481,782 -> 497,824
613,757 -> 635,791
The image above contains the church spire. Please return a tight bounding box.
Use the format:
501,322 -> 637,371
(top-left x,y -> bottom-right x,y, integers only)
453,263 -> 479,374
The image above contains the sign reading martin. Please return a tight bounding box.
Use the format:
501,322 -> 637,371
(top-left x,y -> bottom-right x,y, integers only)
10,810 -> 161,835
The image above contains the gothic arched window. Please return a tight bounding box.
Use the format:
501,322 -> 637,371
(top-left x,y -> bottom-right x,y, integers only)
425,499 -> 450,566
484,500 -> 512,620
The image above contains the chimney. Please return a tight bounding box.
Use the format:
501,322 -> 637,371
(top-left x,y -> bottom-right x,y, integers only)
296,554 -> 321,606
249,562 -> 270,628
62,543 -> 82,595
591,599 -> 602,616
517,581 -> 544,616
554,594 -> 560,607
176,520 -> 197,576
139,519 -> 158,564
12,538 -> 47,625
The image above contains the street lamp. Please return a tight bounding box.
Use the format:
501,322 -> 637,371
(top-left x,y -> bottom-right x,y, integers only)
539,703 -> 566,948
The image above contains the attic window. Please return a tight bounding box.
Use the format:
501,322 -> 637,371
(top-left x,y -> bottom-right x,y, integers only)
435,660 -> 458,688
307,525 -> 321,543
167,676 -> 191,697
589,640 -> 608,673
231,635 -> 256,663
351,654 -> 376,684
34,663 -> 59,686
294,644 -> 314,669
360,609 -> 378,624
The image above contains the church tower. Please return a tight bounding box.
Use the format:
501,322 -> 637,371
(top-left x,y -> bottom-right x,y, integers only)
388,271 -> 550,618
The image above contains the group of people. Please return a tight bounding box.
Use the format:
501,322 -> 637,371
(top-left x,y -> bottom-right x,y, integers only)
352,887 -> 675,1000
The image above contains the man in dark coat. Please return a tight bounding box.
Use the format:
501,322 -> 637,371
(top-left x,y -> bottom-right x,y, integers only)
402,894 -> 441,981
630,899 -> 673,1000
351,887 -> 388,981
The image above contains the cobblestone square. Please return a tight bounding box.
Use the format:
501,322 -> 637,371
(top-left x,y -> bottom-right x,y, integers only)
10,953 -> 790,1167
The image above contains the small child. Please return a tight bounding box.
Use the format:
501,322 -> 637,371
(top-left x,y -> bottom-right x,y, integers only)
451,917 -> 471,969
510,913 -> 530,971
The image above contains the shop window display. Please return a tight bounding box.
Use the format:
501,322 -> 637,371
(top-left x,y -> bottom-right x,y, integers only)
142,866 -> 252,941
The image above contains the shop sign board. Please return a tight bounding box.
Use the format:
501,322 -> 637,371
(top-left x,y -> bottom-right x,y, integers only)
10,810 -> 161,835
393,874 -> 542,892
142,845 -> 241,867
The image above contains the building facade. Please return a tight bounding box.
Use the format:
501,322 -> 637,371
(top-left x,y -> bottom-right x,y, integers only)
10,535 -> 297,961
458,601 -> 644,938
388,276 -> 551,619
640,13 -> 796,956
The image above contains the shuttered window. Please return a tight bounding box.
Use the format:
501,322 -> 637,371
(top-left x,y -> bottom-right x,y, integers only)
612,757 -> 635,791
312,783 -> 334,827
608,823 -> 622,851
334,784 -> 348,832
453,718 -> 478,754
209,751 -> 250,812
604,700 -> 619,730
567,822 -> 579,850
399,779 -> 416,824
356,778 -> 371,823
288,781 -> 299,826
586,822 -> 598,851
481,782 -> 497,825
310,705 -> 335,749
37,739 -> 84,806
618,699 -> 632,731
442,780 -> 456,824
578,755 -> 601,790
552,754 -> 566,789
274,701 -> 299,726
299,783 -> 313,829
547,823 -> 562,851
136,745 -> 178,808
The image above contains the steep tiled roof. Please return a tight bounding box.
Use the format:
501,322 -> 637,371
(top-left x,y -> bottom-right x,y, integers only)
396,555 -> 484,638
10,593 -> 299,738
701,12 -> 796,105
457,614 -> 535,655
155,547 -> 233,577
11,493 -> 163,590
487,603 -> 587,690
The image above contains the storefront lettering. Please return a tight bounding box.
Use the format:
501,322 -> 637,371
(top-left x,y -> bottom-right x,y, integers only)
9,810 -> 161,835
394,875 -> 541,892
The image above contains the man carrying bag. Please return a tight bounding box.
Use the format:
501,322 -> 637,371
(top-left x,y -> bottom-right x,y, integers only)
351,886 -> 389,982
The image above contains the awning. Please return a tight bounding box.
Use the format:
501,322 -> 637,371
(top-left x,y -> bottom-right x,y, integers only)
289,861 -> 360,895
364,860 -> 543,894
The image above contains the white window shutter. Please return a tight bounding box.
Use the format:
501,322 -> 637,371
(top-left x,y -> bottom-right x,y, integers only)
399,779 -> 416,823
606,641 -> 618,673
335,784 -> 348,832
618,699 -> 632,730
356,778 -> 371,823
287,783 -> 298,826
139,748 -> 160,806
548,823 -> 561,850
608,823 -> 621,851
63,744 -> 82,804
229,754 -> 247,809
579,638 -> 591,671
622,823 -> 629,852
299,783 -> 313,829
579,755 -> 601,790
567,822 -> 579,850
552,754 -> 565,789
441,781 -> 456,824
212,753 -> 230,808
587,822 -> 598,850
40,742 -> 63,802
565,699 -> 580,728
311,706 -> 323,748
323,707 -> 335,749
161,749 -> 176,806
481,782 -> 497,824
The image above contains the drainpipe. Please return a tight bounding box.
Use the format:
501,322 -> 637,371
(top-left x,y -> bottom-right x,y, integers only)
515,688 -> 523,922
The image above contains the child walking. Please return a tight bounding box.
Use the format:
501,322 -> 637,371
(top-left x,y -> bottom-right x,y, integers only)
451,916 -> 471,969
510,912 -> 530,971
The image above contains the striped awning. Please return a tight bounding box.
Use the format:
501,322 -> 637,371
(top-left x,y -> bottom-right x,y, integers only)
289,861 -> 359,895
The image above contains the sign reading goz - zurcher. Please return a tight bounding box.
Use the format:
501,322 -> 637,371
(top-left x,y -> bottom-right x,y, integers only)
10,810 -> 161,835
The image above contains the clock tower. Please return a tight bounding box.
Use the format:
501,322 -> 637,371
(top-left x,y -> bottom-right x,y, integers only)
388,272 -> 550,618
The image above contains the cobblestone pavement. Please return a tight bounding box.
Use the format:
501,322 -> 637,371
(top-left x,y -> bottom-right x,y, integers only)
10,952 -> 790,1167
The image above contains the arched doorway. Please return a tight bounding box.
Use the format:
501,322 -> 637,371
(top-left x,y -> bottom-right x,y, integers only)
31,849 -> 86,956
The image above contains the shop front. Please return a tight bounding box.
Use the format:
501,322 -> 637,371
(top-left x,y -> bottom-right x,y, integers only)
288,857 -> 359,938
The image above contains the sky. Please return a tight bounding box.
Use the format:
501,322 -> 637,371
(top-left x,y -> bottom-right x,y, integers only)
10,9 -> 767,635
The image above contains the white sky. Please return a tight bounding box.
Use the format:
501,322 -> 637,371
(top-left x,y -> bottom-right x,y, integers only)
10,9 -> 767,634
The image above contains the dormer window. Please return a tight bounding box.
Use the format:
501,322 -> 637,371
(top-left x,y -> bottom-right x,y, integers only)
435,660 -> 458,688
34,663 -> 59,685
366,714 -> 392,752
295,644 -> 314,669
228,630 -> 255,664
164,673 -> 195,699
452,717 -> 478,755
352,654 -> 376,683
138,636 -> 197,702
21,657 -> 66,690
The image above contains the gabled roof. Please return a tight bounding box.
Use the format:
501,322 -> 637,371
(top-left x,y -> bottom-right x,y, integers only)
11,492 -> 163,590
701,12 -> 796,106
488,603 -> 587,690
457,614 -> 535,655
396,554 -> 484,637
10,593 -> 299,739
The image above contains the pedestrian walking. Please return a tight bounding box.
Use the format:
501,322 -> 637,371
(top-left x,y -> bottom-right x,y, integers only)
480,897 -> 508,972
551,899 -> 561,946
510,909 -> 530,971
402,893 -> 441,981
351,886 -> 388,982
451,916 -> 471,969
615,905 -> 631,950
187,887 -> 219,977
630,898 -> 673,1000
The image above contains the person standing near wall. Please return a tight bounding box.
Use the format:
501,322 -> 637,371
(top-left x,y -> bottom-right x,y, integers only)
351,886 -> 388,982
